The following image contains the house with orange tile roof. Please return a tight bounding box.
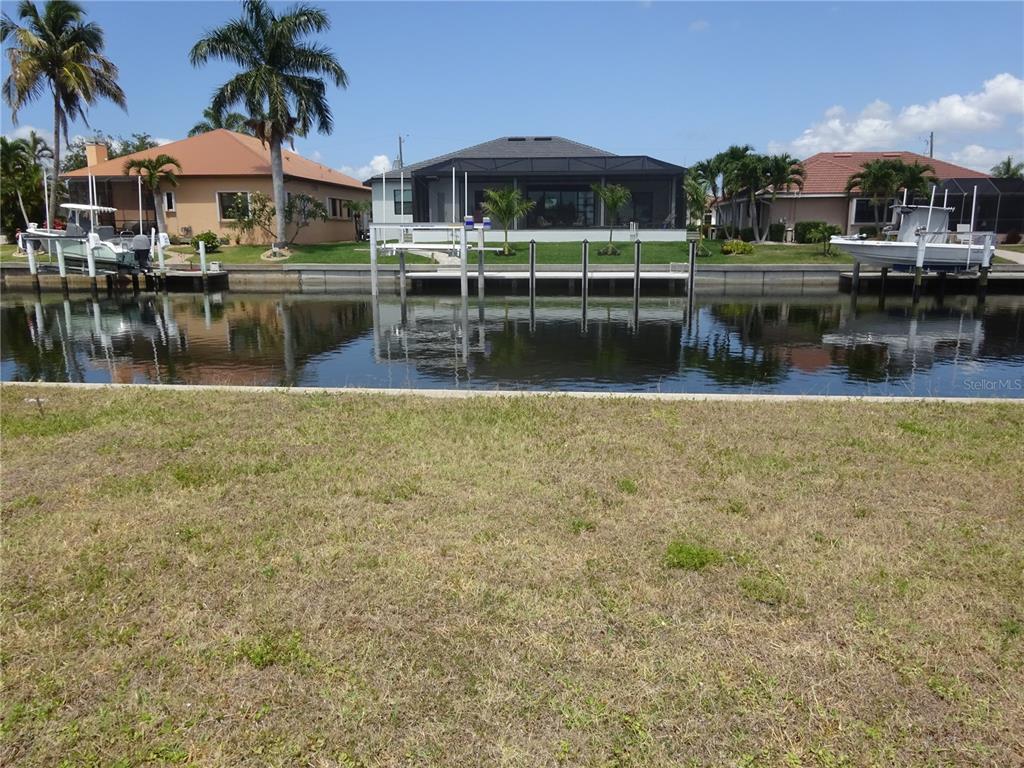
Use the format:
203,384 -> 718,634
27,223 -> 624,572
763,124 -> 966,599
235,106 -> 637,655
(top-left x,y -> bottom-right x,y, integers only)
713,151 -> 999,241
62,129 -> 370,244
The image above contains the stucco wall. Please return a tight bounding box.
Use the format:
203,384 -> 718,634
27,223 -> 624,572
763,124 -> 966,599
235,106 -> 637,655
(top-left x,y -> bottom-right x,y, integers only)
104,176 -> 369,244
766,196 -> 850,233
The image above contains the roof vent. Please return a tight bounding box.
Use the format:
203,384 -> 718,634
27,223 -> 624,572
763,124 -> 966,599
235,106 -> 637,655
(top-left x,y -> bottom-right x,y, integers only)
881,152 -> 901,157
507,136 -> 526,142
833,153 -> 852,158
533,136 -> 552,141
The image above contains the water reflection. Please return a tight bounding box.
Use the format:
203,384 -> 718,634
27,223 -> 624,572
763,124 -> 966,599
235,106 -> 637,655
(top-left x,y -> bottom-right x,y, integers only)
2,290 -> 1022,396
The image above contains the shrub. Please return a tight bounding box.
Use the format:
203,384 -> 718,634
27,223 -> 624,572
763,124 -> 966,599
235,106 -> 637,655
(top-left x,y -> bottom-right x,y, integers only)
218,234 -> 231,246
739,227 -> 755,242
858,225 -> 879,238
1005,231 -> 1021,245
190,231 -> 220,253
794,220 -> 828,244
696,241 -> 711,258
768,223 -> 785,242
721,239 -> 754,255
168,234 -> 184,245
715,227 -> 728,240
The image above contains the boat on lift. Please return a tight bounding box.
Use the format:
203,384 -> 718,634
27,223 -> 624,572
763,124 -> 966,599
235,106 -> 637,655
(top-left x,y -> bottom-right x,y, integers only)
831,186 -> 995,271
23,203 -> 151,272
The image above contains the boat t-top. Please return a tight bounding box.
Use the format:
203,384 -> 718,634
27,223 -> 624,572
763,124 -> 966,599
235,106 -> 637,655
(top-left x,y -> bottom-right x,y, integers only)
24,203 -> 153,272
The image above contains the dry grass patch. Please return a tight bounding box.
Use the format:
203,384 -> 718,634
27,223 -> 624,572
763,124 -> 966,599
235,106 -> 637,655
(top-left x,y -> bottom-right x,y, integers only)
1,386 -> 1023,766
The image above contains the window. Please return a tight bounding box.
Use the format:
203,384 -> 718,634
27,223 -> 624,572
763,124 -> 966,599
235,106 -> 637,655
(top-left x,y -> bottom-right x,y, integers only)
393,188 -> 412,216
217,192 -> 249,220
853,198 -> 892,225
525,188 -> 596,227
164,190 -> 176,212
328,197 -> 351,220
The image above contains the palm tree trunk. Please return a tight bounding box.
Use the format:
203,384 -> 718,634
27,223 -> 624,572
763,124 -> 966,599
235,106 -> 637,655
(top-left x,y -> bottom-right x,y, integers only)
749,191 -> 758,242
152,189 -> 166,234
51,99 -> 61,224
270,137 -> 287,248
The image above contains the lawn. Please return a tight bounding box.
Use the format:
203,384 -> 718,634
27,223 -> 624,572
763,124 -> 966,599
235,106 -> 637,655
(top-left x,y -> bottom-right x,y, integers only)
169,239 -> 853,266
999,243 -> 1024,254
2,385 -> 1022,766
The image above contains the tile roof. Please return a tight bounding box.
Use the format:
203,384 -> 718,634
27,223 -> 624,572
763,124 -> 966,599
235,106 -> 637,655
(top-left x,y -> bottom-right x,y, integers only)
798,151 -> 988,195
63,129 -> 368,191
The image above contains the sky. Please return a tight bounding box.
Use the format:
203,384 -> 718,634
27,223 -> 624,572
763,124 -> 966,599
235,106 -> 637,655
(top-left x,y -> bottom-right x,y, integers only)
2,1 -> 1023,177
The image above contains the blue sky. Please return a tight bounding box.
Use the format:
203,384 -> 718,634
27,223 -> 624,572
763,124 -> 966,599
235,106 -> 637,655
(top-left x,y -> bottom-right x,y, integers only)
3,1 -> 1023,175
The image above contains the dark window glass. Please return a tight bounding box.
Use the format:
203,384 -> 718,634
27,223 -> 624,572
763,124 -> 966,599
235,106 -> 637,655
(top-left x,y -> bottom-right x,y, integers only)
218,192 -> 249,219
393,188 -> 412,215
525,188 -> 595,227
853,198 -> 891,224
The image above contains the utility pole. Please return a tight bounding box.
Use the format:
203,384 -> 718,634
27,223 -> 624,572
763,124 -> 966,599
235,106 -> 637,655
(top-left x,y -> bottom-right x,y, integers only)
929,131 -> 934,159
397,135 -> 405,170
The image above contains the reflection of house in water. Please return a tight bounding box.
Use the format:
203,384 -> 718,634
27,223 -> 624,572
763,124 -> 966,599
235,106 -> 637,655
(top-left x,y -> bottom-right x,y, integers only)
1,295 -> 372,386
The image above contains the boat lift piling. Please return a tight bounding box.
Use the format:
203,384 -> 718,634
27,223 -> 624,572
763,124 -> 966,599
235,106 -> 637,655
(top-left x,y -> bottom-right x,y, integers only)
25,239 -> 40,293
528,240 -> 537,332
632,239 -> 642,331
54,240 -> 69,295
978,234 -> 994,301
686,240 -> 697,325
581,240 -> 590,332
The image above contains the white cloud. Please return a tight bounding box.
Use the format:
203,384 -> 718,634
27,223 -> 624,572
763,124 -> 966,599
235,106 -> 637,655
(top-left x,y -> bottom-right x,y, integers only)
154,137 -> 173,146
2,124 -> 46,141
947,143 -> 1024,172
310,149 -> 323,162
338,154 -> 393,180
774,73 -> 1024,156
688,19 -> 710,32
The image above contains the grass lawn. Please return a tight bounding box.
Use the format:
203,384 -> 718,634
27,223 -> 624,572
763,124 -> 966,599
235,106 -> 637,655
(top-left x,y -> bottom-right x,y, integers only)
999,244 -> 1024,254
169,239 -> 853,266
2,386 -> 1022,766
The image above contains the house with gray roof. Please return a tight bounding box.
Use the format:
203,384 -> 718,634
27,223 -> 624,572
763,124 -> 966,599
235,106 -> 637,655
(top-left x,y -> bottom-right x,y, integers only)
367,136 -> 687,241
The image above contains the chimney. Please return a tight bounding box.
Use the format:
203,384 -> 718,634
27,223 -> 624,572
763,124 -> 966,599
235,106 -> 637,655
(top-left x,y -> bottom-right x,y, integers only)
85,143 -> 109,167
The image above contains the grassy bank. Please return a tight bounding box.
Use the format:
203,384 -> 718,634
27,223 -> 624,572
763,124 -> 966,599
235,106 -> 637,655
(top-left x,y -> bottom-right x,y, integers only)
167,238 -> 853,266
2,386 -> 1022,766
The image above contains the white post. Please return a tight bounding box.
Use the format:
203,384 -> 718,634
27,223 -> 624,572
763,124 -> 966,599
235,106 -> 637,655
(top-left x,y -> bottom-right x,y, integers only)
199,240 -> 207,275
138,174 -> 144,234
399,170 -> 405,219
55,240 -> 67,277
381,171 -> 387,229
965,184 -> 978,266
459,226 -> 468,297
982,233 -> 993,269
87,241 -> 97,278
156,242 -> 165,273
26,238 -> 37,275
150,228 -> 156,252
924,184 -> 936,235
42,166 -> 51,229
464,171 -> 468,219
369,226 -> 379,297
452,166 -> 456,224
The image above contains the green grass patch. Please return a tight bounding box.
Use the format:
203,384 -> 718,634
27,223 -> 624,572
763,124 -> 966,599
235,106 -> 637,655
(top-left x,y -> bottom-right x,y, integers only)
664,539 -> 724,571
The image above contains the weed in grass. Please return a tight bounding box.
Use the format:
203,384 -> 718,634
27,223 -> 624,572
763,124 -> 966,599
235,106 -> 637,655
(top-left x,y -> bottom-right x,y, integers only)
171,462 -> 220,489
1,410 -> 94,439
234,632 -> 313,671
617,478 -> 638,495
897,420 -> 929,436
664,539 -> 723,571
2,493 -> 42,515
739,571 -> 789,606
723,499 -> 749,517
569,516 -> 596,535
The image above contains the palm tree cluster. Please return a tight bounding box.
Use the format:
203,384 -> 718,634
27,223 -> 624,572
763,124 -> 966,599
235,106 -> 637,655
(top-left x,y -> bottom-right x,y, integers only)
691,146 -> 805,242
1,131 -> 52,233
844,158 -> 937,232
188,104 -> 251,136
2,0 -> 126,220
122,154 -> 182,234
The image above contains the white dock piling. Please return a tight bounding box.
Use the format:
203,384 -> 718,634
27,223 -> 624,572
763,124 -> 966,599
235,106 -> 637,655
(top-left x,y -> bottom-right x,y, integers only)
529,239 -> 537,332
198,241 -> 208,276
632,239 -> 642,329
369,230 -> 379,297
55,240 -> 67,278
26,239 -> 39,291
459,227 -> 469,299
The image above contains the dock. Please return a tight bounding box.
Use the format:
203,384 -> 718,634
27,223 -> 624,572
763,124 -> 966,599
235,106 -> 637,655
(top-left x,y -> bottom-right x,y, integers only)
1,265 -> 229,294
839,267 -> 1024,295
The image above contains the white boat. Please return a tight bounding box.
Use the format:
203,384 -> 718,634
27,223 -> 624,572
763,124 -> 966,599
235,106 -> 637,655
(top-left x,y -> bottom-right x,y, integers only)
831,190 -> 995,271
23,204 -> 149,272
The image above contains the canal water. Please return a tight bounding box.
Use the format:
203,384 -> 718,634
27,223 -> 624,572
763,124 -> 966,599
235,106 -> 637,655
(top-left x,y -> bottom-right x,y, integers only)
2,291 -> 1023,397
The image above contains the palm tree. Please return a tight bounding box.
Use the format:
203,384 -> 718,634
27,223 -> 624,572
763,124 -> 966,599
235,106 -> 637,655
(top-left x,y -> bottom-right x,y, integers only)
990,155 -> 1024,179
25,130 -> 52,165
714,144 -> 754,236
190,0 -> 348,248
481,187 -> 535,255
845,159 -> 900,233
2,0 -> 126,220
122,154 -> 182,234
1,136 -> 38,228
725,153 -> 767,240
691,158 -> 719,201
188,104 -> 250,136
758,154 -> 805,241
894,160 -> 937,199
592,182 -> 632,252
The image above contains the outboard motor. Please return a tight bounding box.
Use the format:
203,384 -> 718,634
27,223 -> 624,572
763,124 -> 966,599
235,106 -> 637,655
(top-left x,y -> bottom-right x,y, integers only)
131,234 -> 152,272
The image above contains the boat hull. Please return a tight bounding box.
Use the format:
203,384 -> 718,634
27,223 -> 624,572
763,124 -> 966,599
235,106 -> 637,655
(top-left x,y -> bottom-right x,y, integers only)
831,237 -> 988,271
